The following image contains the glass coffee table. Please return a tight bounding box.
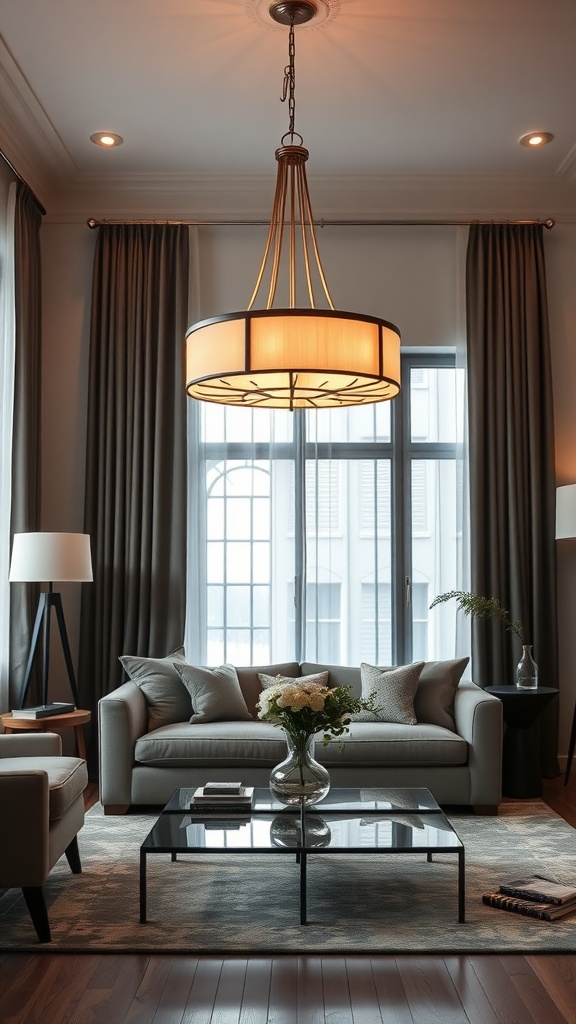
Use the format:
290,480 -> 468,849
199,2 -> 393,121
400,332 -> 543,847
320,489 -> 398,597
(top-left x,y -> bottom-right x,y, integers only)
139,786 -> 465,925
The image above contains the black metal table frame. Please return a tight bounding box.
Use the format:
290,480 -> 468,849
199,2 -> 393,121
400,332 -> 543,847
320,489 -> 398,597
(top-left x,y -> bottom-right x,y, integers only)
139,794 -> 466,926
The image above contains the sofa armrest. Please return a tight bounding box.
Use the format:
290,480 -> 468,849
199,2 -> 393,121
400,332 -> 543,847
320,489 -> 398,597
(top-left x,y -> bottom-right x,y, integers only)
0,733 -> 62,758
454,680 -> 503,806
0,771 -> 50,885
98,680 -> 148,810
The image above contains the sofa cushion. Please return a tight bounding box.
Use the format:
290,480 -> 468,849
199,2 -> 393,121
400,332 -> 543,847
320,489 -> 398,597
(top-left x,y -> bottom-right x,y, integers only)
0,756 -> 88,819
318,722 -> 467,767
236,663 -> 301,717
413,658 -> 470,731
119,647 -> 191,729
352,662 -> 425,724
135,721 -> 288,767
175,663 -> 252,723
132,720 -> 466,769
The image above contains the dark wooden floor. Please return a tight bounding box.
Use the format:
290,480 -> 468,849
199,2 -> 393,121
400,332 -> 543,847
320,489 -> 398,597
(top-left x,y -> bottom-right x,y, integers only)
1,776 -> 575,1024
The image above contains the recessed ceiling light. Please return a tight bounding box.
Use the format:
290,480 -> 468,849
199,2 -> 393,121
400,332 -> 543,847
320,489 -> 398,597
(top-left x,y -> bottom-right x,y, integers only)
519,132 -> 554,148
90,132 -> 124,148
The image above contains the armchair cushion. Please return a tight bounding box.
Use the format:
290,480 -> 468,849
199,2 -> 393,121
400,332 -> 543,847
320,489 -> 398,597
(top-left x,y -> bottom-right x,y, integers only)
0,755 -> 87,819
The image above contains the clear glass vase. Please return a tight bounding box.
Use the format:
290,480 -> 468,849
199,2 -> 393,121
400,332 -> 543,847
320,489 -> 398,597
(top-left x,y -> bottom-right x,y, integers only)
516,644 -> 538,689
269,730 -> 331,806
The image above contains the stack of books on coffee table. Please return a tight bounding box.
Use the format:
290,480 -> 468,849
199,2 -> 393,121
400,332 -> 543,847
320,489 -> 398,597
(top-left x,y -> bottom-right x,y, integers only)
190,782 -> 255,814
482,875 -> 576,920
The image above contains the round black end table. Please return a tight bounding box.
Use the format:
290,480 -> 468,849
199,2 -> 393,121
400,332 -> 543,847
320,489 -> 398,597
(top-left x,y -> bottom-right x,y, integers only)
485,686 -> 559,799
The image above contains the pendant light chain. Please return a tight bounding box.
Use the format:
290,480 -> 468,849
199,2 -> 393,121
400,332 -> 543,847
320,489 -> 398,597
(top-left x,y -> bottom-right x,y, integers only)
281,22 -> 299,144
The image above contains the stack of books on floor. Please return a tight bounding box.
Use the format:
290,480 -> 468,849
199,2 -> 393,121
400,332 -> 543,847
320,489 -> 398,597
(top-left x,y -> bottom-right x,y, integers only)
190,782 -> 255,814
483,875 -> 576,920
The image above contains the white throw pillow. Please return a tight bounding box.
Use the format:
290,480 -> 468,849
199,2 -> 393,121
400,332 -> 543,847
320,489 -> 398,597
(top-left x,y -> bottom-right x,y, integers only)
351,662 -> 425,725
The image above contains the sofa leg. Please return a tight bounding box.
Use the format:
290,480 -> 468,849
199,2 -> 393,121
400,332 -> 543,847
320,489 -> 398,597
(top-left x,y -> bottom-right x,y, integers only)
22,886 -> 51,943
65,835 -> 82,874
103,804 -> 130,815
473,805 -> 499,816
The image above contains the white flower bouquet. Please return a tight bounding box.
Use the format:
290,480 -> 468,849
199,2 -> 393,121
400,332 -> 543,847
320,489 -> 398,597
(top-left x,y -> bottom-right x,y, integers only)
257,677 -> 376,746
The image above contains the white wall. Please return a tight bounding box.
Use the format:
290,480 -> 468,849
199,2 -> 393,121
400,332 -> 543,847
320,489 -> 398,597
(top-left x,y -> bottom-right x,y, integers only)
39,220 -> 576,759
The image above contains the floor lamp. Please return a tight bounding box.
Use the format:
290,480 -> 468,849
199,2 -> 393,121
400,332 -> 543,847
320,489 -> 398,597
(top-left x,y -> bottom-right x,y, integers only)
556,485 -> 576,785
9,532 -> 93,709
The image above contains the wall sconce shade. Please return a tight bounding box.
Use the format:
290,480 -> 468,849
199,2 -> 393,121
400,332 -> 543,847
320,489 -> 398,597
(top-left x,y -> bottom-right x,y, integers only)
556,485 -> 576,539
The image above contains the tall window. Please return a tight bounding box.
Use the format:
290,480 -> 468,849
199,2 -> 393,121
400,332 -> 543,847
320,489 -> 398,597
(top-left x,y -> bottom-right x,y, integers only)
187,353 -> 466,666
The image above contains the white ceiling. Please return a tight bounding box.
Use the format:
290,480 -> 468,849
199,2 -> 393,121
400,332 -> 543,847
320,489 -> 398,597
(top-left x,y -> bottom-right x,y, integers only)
1,0 -> 576,221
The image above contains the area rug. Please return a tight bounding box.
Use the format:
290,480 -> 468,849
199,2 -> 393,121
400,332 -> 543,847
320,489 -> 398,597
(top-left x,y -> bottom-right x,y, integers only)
1,800 -> 576,953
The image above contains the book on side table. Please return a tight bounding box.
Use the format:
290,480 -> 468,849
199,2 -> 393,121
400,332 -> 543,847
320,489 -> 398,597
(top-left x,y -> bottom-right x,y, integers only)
12,702 -> 75,719
483,875 -> 576,921
190,783 -> 255,814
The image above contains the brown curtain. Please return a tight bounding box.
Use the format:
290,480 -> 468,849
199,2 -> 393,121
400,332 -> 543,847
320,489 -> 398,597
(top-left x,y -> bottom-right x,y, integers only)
9,182 -> 42,708
79,224 -> 189,725
466,223 -> 558,776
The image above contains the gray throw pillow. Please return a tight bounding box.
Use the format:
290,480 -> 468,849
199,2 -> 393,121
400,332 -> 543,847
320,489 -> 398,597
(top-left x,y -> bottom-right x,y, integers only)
119,647 -> 192,729
258,670 -> 330,690
352,662 -> 425,725
414,657 -> 469,731
175,663 -> 252,724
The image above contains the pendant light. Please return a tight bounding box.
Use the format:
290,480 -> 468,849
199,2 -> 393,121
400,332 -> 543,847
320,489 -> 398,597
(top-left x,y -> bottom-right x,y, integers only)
185,0 -> 401,410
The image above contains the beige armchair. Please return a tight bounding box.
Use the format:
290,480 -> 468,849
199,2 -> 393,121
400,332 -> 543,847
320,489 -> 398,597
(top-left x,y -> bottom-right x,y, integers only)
0,732 -> 88,942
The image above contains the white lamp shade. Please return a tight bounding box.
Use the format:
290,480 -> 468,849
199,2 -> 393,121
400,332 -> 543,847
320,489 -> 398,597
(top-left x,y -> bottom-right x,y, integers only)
9,532 -> 93,583
556,485 -> 576,540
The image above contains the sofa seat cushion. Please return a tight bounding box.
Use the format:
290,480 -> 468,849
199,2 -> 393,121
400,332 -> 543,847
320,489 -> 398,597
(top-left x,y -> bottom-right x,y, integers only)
0,756 -> 88,819
316,723 -> 468,767
135,721 -> 290,767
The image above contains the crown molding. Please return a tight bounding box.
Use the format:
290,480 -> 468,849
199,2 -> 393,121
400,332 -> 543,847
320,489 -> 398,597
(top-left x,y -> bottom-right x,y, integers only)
39,171 -> 576,225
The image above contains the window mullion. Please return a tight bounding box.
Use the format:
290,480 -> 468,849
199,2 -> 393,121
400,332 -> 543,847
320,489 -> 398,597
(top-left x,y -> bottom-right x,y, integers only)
293,410 -> 306,661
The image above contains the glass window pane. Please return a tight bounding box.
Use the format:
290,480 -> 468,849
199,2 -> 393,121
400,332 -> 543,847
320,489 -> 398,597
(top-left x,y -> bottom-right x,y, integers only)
207,586 -> 223,627
410,366 -> 465,443
226,497 -> 252,540
207,542 -> 224,584
207,630 -> 224,665
253,585 -> 270,626
207,498 -> 224,539
227,542 -> 251,583
226,586 -> 251,627
411,459 -> 459,660
253,543 -> 270,583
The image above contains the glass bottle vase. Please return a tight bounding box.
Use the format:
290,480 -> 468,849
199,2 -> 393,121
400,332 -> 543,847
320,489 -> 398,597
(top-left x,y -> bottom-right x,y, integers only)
269,730 -> 331,806
516,644 -> 538,689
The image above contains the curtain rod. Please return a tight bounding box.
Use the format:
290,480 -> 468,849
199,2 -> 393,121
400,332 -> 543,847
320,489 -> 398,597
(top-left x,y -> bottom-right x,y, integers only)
87,216 -> 555,229
0,148 -> 46,216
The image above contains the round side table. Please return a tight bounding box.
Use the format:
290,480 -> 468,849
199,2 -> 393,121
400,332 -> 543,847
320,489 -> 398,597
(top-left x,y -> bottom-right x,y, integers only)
0,709 -> 91,761
485,686 -> 558,798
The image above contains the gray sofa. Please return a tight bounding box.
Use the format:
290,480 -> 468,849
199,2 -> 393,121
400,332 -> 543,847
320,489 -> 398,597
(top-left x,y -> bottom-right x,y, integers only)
98,657 -> 503,814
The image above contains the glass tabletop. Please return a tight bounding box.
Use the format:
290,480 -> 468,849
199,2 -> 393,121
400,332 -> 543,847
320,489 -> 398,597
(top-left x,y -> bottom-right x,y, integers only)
162,786 -> 442,815
141,807 -> 462,854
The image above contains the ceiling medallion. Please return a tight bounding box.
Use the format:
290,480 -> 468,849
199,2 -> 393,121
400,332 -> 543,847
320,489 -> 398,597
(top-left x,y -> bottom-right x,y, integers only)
245,0 -> 340,31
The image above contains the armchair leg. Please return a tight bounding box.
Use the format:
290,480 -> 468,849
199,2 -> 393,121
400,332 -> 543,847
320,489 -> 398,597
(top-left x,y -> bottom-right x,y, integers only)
65,835 -> 82,874
22,886 -> 51,943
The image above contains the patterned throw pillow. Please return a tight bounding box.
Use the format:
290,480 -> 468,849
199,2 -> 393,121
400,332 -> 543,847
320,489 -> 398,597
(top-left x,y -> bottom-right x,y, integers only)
258,671 -> 330,690
351,662 -> 425,725
119,647 -> 192,729
175,663 -> 253,724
